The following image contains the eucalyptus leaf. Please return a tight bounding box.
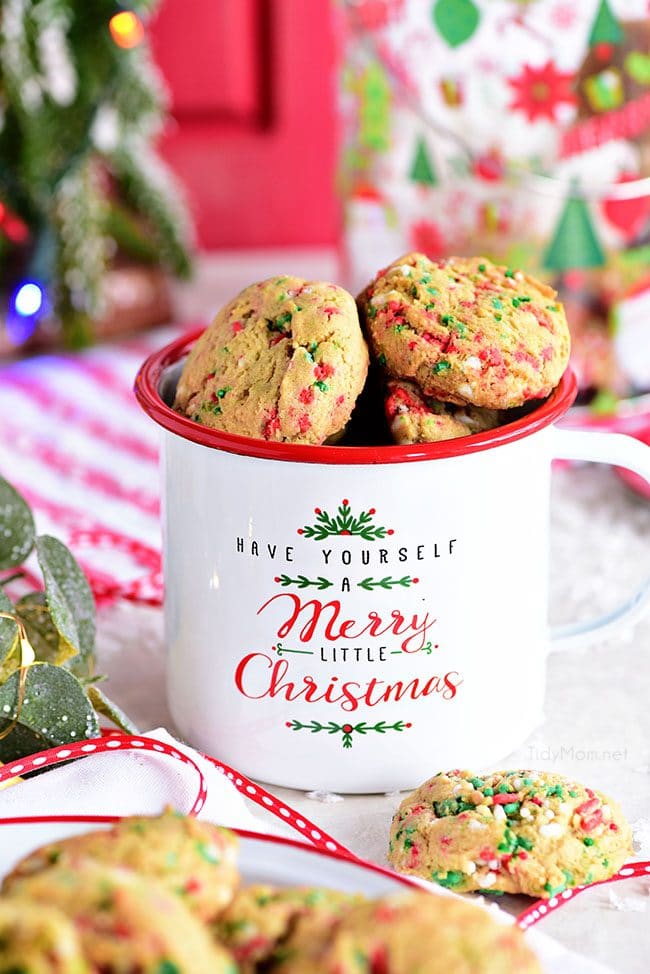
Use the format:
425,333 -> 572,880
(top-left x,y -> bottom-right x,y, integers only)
36,536 -> 96,677
0,662 -> 99,764
0,476 -> 35,570
0,589 -> 19,682
87,686 -> 138,735
16,592 -> 78,667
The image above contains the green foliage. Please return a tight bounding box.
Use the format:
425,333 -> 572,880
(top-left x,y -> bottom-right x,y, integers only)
0,472 -> 137,763
0,0 -> 192,345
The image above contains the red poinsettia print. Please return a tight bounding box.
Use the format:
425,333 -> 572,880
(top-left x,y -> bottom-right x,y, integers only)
508,60 -> 576,122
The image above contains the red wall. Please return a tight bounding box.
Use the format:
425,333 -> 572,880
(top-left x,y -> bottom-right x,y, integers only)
149,0 -> 339,250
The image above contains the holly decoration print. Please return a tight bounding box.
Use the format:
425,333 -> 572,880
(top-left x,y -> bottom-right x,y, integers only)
432,0 -> 480,49
542,194 -> 606,271
287,718 -> 412,749
298,501 -> 393,542
0,473 -> 136,763
409,136 -> 437,187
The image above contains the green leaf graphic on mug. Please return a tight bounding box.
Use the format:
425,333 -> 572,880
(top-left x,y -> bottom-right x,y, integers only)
36,535 -> 96,677
432,0 -> 480,48
0,476 -> 35,570
0,663 -> 99,763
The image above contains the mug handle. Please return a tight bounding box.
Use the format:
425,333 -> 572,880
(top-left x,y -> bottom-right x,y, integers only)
549,427 -> 650,651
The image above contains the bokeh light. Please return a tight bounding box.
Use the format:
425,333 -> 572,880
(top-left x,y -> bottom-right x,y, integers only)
13,282 -> 44,317
109,11 -> 144,49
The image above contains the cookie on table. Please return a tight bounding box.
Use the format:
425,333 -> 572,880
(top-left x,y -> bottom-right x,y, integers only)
4,810 -> 239,922
6,860 -> 237,974
388,769 -> 632,898
358,253 -> 570,409
174,276 -> 369,444
0,899 -> 89,974
385,379 -> 500,445
270,892 -> 540,974
214,884 -> 360,972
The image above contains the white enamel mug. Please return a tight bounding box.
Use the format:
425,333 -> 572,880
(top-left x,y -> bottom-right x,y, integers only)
136,329 -> 650,793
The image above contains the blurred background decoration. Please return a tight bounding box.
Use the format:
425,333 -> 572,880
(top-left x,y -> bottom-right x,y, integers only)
0,0 -> 191,350
339,0 -> 650,409
1,0 -> 650,413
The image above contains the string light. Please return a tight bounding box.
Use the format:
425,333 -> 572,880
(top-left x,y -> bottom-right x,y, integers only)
6,281 -> 45,345
109,11 -> 144,49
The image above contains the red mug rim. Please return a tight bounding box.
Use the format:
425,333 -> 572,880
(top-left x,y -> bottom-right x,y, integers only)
134,327 -> 578,466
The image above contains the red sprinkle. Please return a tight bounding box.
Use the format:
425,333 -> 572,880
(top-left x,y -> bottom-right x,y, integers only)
492,792 -> 521,804
263,408 -> 281,439
314,362 -> 335,381
299,387 -> 315,404
298,414 -> 311,433
232,320 -> 244,333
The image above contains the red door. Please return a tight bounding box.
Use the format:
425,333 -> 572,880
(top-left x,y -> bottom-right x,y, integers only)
149,0 -> 339,249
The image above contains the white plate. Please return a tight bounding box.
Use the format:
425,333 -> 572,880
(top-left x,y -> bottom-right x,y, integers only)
0,818 -> 612,974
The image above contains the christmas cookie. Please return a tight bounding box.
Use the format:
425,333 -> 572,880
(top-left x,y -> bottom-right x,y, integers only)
271,892 -> 540,973
358,253 -> 570,409
174,276 -> 369,444
0,899 -> 89,974
4,810 -> 239,922
6,860 -> 236,974
385,379 -> 500,444
214,884 -> 359,972
388,770 -> 632,898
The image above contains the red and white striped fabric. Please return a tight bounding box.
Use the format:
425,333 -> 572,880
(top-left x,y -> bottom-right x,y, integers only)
0,327 -> 190,606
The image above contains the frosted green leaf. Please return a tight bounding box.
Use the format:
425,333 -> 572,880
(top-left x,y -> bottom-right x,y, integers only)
16,592 -> 77,667
0,476 -> 35,570
36,536 -> 95,677
87,686 -> 138,735
0,663 -> 99,763
0,589 -> 19,683
432,0 -> 480,47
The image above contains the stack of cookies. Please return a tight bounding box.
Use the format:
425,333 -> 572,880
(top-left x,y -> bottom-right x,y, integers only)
0,810 -> 542,973
174,254 -> 571,447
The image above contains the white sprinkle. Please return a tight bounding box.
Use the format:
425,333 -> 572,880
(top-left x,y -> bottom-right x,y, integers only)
479,871 -> 497,888
545,809 -> 555,820
469,818 -> 487,830
396,264 -> 413,277
493,805 -> 506,822
489,859 -> 499,870
539,823 -> 565,838
512,778 -> 523,789
514,271 -> 524,281
464,861 -> 477,875
520,806 -> 532,819
457,383 -> 473,398
466,356 -> 481,370
370,293 -> 390,307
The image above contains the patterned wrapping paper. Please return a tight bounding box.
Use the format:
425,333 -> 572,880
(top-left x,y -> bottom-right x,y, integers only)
339,0 -> 650,399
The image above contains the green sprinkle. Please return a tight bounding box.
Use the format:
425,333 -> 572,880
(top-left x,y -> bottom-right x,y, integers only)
492,298 -> 503,309
216,386 -> 231,398
482,890 -> 505,896
563,869 -> 574,886
505,268 -> 515,278
432,870 -> 465,888
425,303 -> 436,311
512,295 -> 532,307
211,405 -> 222,415
546,785 -> 564,799
368,305 -> 377,319
378,352 -> 387,367
404,837 -> 414,849
426,286 -> 439,295
410,284 -> 419,298
278,292 -> 287,301
269,311 -> 292,332
516,836 -> 534,852
196,841 -> 221,864
583,837 -> 595,846
546,304 -> 559,312
432,360 -> 451,374
482,787 -> 494,797
156,963 -> 181,974
275,276 -> 288,284
394,323 -> 406,333
434,797 -> 475,817
470,778 -> 485,788
569,790 -> 578,798
440,314 -> 454,325
354,948 -> 368,969
504,802 -> 521,815
313,380 -> 328,392
497,783 -> 511,794
523,778 -> 534,786
544,880 -> 567,896
494,313 -> 503,321
421,274 -> 431,283
478,263 -> 486,272
602,858 -> 609,868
